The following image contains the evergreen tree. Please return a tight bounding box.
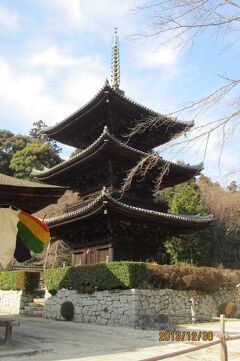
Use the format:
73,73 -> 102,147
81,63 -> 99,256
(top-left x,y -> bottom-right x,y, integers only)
0,125 -> 62,179
0,130 -> 31,176
157,180 -> 214,265
29,120 -> 61,154
10,141 -> 61,179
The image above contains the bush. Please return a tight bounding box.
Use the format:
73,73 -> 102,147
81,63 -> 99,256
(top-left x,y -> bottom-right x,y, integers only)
221,269 -> 240,289
182,267 -> 224,292
44,267 -> 70,294
61,301 -> 74,321
17,271 -> 40,292
0,271 -> 19,290
44,262 -> 240,294
218,302 -> 237,317
147,264 -> 190,290
44,262 -> 149,292
48,289 -> 58,296
85,286 -> 95,294
147,264 -> 224,292
0,270 -> 40,292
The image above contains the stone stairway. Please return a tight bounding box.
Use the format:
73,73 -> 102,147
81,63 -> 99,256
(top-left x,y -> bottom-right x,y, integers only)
20,291 -> 45,317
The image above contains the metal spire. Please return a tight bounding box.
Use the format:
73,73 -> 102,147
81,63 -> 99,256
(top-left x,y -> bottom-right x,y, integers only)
111,27 -> 120,90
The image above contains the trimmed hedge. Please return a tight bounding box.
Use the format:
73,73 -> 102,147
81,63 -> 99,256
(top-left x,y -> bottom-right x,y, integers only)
44,267 -> 71,294
44,262 -> 149,294
0,270 -> 40,292
44,262 -> 240,294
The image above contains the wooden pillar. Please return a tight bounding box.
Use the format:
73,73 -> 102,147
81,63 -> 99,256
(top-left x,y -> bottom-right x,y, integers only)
220,314 -> 228,361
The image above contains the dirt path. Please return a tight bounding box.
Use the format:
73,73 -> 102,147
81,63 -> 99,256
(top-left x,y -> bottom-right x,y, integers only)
0,317 -> 239,361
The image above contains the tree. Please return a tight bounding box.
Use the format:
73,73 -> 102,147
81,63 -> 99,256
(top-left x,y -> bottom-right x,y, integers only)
227,180 -> 239,192
125,0 -> 240,188
70,148 -> 82,158
30,120 -> 61,154
0,130 -> 31,176
199,176 -> 240,268
157,180 -> 215,265
10,141 -> 62,179
170,181 -> 206,215
0,124 -> 63,179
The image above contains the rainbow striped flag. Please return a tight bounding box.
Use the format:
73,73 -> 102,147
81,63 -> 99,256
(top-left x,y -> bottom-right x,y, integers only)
0,208 -> 50,269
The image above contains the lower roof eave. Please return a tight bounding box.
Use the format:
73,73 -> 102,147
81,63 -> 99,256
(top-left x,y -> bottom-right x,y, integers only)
45,189 -> 214,229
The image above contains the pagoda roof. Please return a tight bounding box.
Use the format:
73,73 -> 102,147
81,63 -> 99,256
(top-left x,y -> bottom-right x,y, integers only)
46,188 -> 214,229
0,173 -> 66,213
32,126 -> 145,180
32,127 -> 203,187
42,81 -> 193,150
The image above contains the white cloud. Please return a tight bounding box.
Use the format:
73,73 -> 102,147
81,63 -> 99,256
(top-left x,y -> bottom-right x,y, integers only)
140,46 -> 178,67
50,0 -> 137,37
0,57 -> 73,127
0,5 -> 19,31
28,47 -> 96,68
63,72 -> 106,104
52,0 -> 84,23
0,49 -> 108,130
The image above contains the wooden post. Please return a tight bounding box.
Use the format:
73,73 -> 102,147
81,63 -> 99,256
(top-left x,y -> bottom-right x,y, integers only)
220,314 -> 228,361
44,239 -> 51,270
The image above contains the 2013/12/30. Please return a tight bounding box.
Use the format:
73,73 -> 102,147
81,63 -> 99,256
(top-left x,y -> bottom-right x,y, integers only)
159,331 -> 214,342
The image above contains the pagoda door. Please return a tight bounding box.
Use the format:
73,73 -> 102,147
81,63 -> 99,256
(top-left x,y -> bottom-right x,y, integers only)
85,248 -> 95,264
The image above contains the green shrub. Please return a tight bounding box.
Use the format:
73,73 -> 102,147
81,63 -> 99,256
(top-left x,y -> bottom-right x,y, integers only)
85,285 -> 95,294
218,302 -> 237,317
48,289 -> 58,296
44,262 -> 240,294
17,271 -> 40,293
44,267 -> 70,294
0,270 -> 40,292
44,262 -> 149,292
0,271 -> 19,290
61,301 -> 74,321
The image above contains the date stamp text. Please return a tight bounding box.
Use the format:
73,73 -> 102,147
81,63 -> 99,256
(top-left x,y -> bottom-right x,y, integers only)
159,331 -> 214,342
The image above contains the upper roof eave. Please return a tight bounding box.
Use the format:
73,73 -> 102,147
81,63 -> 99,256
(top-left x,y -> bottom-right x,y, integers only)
42,81 -> 193,136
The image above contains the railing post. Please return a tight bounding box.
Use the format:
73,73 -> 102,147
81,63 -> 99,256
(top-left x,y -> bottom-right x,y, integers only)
220,314 -> 228,361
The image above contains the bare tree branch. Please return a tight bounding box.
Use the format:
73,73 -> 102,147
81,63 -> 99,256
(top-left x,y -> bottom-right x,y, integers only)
122,2 -> 240,191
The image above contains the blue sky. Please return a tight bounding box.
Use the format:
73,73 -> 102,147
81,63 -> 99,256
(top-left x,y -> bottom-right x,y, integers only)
0,0 -> 239,186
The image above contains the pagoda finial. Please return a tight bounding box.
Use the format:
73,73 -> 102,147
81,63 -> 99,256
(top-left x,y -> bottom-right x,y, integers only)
111,27 -> 120,90
104,78 -> 109,87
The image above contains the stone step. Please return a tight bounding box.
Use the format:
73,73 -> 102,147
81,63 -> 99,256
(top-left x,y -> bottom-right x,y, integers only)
28,302 -> 44,308
33,298 -> 45,305
20,309 -> 43,317
32,310 -> 44,317
24,305 -> 43,312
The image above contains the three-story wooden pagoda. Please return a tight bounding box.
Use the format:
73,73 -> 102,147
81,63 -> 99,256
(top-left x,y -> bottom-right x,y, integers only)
33,30 -> 213,265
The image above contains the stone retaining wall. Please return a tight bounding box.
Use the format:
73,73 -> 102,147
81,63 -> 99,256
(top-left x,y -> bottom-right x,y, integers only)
44,288 -> 240,328
0,290 -> 31,314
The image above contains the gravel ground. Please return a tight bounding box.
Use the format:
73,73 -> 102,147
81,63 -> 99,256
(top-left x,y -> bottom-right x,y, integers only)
0,316 -> 239,361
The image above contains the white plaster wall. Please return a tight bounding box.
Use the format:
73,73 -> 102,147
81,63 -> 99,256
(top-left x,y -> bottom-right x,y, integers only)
0,290 -> 22,314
